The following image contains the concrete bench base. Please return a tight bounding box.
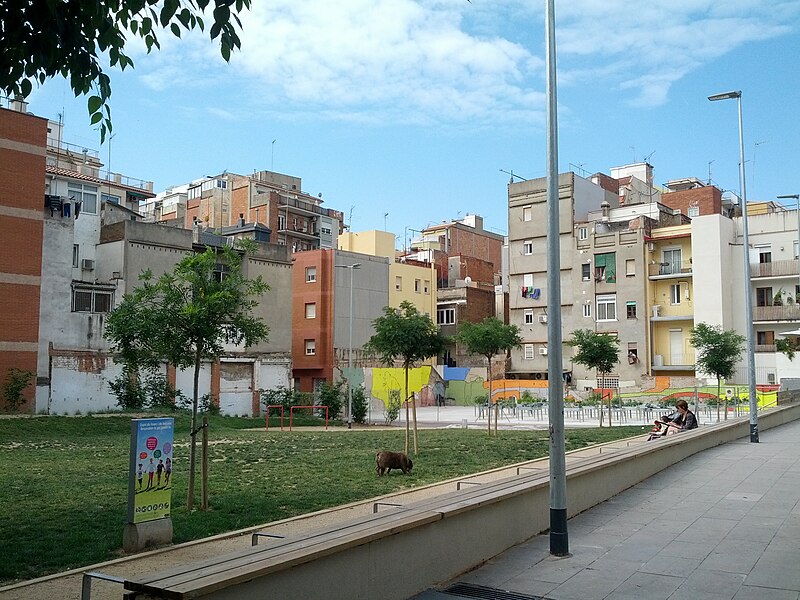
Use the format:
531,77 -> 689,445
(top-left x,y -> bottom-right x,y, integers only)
126,403 -> 800,600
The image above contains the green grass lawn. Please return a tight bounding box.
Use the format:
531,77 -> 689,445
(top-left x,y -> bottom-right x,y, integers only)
0,414 -> 643,584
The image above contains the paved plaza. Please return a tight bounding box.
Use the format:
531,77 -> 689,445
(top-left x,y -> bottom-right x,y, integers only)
415,418 -> 800,600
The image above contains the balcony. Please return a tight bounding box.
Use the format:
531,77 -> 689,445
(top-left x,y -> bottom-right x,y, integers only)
652,353 -> 695,371
278,195 -> 343,220
751,259 -> 799,279
648,260 -> 693,278
756,344 -> 777,353
753,304 -> 800,322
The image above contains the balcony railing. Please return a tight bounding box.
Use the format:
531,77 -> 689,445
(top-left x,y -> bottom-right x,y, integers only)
751,259 -> 799,278
278,196 -> 343,220
652,352 -> 695,368
755,344 -> 777,353
648,261 -> 693,277
753,304 -> 800,322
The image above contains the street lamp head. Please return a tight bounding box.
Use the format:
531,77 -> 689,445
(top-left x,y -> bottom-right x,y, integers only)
777,194 -> 800,200
708,90 -> 742,102
352,263 -> 362,269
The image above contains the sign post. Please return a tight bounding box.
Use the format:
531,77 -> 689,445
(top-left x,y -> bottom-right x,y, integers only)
123,417 -> 174,552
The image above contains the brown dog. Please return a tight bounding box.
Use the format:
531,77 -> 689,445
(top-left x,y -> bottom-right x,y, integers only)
375,451 -> 413,476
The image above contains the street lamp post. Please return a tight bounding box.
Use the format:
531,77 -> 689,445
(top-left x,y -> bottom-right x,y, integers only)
336,263 -> 361,428
777,194 -> 800,294
708,90 -> 758,443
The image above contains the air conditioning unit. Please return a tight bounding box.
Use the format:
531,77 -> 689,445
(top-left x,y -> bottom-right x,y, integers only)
80,259 -> 95,271
538,315 -> 548,324
767,373 -> 776,384
538,347 -> 548,356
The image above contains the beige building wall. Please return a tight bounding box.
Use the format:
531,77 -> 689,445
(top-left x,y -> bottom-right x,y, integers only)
389,262 -> 437,318
338,230 -> 396,259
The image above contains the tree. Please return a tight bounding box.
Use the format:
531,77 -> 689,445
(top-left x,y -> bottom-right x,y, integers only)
365,301 -> 447,454
1,0 -> 251,141
567,329 -> 619,426
776,337 -> 800,361
105,244 -> 269,509
456,317 -> 521,436
690,323 -> 745,421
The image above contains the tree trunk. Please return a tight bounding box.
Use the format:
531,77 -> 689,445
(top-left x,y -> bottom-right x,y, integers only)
404,366 -> 410,455
408,364 -> 419,454
716,377 -> 721,422
489,355 -> 497,436
201,415 -> 209,510
187,349 -> 201,510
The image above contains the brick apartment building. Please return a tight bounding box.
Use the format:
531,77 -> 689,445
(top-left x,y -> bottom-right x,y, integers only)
0,103 -> 46,410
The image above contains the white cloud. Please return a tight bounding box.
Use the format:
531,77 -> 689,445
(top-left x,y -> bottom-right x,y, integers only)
129,0 -> 798,122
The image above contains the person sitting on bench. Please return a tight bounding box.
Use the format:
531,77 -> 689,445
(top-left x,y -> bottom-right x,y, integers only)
648,399 -> 697,440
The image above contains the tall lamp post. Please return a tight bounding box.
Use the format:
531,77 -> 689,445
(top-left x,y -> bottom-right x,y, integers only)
777,194 -> 800,293
336,263 -> 361,428
708,90 -> 758,443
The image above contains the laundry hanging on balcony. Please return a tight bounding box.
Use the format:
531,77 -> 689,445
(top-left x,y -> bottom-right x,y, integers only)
521,286 -> 541,300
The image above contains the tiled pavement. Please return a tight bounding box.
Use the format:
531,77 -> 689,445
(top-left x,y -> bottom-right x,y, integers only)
415,419 -> 800,600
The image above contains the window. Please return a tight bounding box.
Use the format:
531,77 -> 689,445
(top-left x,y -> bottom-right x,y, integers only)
524,344 -> 535,359
102,193 -> 120,205
581,263 -> 591,281
523,206 -> 532,221
757,246 -> 772,264
304,339 -> 316,355
670,284 -> 681,305
424,280 -> 430,294
523,273 -> 534,288
687,206 -> 699,218
756,331 -> 775,345
321,227 -> 332,235
67,182 -> 98,214
794,241 -> 799,260
626,259 -> 635,277
578,227 -> 588,240
395,276 -> 402,291
305,266 -> 317,283
524,309 -> 534,324
72,285 -> 113,313
627,343 -> 638,364
437,308 -> 455,325
756,287 -> 773,307
305,303 -> 316,319
583,303 -> 591,318
661,248 -> 681,275
212,263 -> 229,283
415,279 -> 421,293
278,215 -> 286,230
596,294 -> 616,321
626,301 -> 637,319
594,252 -> 616,282
72,244 -> 79,268
523,240 -> 533,255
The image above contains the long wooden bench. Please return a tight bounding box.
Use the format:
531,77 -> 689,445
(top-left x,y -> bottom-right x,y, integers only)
117,404 -> 800,600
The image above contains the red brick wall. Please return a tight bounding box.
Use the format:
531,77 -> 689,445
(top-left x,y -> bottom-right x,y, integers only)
231,182 -> 249,225
448,226 -> 502,274
662,187 -> 722,217
0,108 -> 47,411
291,250 -> 334,391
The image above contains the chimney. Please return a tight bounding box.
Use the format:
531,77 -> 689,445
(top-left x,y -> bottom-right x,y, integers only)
193,219 -> 201,243
11,96 -> 28,113
238,213 -> 245,227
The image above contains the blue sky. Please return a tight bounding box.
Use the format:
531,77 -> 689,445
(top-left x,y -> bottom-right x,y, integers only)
27,0 -> 800,245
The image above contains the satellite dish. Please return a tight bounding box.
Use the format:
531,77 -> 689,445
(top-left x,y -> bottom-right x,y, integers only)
464,276 -> 472,285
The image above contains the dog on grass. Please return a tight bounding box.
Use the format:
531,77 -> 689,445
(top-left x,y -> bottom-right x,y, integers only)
375,451 -> 413,476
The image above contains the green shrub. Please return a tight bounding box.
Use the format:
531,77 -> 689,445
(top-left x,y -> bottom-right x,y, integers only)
108,366 -> 145,410
317,381 -> 345,420
385,390 -> 401,425
3,368 -> 34,412
351,385 -> 368,424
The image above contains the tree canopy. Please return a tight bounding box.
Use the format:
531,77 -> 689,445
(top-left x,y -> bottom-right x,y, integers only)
690,322 -> 745,420
365,301 -> 447,453
567,329 -> 619,377
456,317 -> 521,435
1,0 -> 251,141
105,243 -> 269,509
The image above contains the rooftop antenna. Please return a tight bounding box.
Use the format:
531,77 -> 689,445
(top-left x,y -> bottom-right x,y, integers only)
707,160 -> 714,185
383,212 -> 388,231
630,146 -> 636,162
499,168 -> 529,183
271,139 -> 277,171
642,150 -> 655,164
751,140 -> 767,195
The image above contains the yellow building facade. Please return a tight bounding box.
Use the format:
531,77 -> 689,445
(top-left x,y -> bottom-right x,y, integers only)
646,225 -> 696,375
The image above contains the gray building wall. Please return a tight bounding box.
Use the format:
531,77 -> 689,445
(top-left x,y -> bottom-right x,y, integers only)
332,251 -> 390,352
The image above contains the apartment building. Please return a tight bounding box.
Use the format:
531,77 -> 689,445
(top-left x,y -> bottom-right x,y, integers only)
142,170 -> 345,253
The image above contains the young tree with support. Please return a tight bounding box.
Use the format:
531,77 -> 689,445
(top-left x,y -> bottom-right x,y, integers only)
106,243 -> 269,510
567,329 -> 619,426
365,301 -> 446,454
690,323 -> 745,421
456,317 -> 522,436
